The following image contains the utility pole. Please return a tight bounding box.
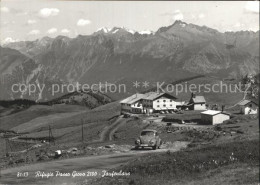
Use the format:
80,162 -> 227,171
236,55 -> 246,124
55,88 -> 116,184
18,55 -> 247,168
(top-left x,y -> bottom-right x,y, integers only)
5,139 -> 8,156
81,119 -> 84,143
48,125 -> 55,145
5,139 -> 12,155
26,136 -> 28,153
49,125 -> 51,145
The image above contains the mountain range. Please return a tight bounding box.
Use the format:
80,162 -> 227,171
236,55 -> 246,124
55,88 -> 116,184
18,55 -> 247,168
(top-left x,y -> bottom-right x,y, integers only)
0,20 -> 259,101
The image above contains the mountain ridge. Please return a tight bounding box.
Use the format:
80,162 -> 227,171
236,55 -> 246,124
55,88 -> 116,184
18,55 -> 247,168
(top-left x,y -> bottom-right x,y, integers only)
1,21 -> 259,100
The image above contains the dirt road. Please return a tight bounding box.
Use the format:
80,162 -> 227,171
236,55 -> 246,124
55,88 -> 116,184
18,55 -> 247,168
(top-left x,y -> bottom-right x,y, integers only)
0,141 -> 189,185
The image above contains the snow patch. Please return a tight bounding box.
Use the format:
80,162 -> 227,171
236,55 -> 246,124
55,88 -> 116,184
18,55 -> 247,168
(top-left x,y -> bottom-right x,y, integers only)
180,23 -> 186,28
97,27 -> 112,33
112,29 -> 119,34
138,30 -> 154,35
121,27 -> 136,34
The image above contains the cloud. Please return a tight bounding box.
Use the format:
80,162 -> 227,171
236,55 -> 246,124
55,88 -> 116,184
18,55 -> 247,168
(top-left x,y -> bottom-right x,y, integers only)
27,19 -> 37,25
61,29 -> 70,34
1,7 -> 10,13
244,1 -> 259,14
198,13 -> 205,19
2,37 -> 19,44
77,19 -> 91,26
47,28 -> 58,34
28,30 -> 40,35
173,10 -> 184,21
39,8 -> 60,18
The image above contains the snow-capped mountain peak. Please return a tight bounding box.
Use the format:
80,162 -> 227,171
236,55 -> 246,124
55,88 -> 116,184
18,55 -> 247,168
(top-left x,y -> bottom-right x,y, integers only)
138,30 -> 154,35
120,27 -> 136,34
97,27 -> 112,33
96,27 -> 136,34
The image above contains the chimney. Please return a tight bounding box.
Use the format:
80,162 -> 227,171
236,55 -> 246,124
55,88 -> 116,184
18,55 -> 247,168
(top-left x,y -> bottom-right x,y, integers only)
221,105 -> 225,112
191,92 -> 196,98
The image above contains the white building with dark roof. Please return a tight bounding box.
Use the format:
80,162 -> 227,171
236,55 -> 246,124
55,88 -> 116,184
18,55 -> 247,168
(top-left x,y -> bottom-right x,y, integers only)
201,110 -> 230,125
143,92 -> 180,113
120,93 -> 145,114
188,93 -> 206,110
120,92 -> 181,114
237,100 -> 258,115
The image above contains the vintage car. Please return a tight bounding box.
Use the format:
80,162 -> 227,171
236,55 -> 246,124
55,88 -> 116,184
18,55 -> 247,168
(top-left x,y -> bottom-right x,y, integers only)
135,129 -> 162,150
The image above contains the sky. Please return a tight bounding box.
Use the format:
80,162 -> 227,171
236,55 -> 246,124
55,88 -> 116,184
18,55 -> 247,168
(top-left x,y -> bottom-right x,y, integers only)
0,1 -> 259,44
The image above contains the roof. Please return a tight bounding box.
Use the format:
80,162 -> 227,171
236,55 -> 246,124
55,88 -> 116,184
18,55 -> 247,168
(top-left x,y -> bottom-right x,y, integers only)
120,93 -> 144,104
191,96 -> 206,103
143,92 -> 177,100
120,92 -> 177,105
143,92 -> 165,100
178,102 -> 192,106
201,110 -> 230,116
237,99 -> 258,106
141,129 -> 157,132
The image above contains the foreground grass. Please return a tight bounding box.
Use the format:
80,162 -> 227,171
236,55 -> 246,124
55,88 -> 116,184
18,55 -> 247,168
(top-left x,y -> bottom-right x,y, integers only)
89,139 -> 259,185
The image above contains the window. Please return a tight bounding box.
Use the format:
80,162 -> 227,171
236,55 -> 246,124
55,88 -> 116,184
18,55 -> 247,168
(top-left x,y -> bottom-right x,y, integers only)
163,100 -> 166,102
163,104 -> 166,107
170,104 -> 172,106
141,131 -> 155,136
157,100 -> 159,102
157,105 -> 159,107
170,100 -> 172,102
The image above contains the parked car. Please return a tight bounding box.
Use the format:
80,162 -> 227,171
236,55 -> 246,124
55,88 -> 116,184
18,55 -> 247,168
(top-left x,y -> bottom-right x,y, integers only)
123,114 -> 131,118
135,129 -> 162,150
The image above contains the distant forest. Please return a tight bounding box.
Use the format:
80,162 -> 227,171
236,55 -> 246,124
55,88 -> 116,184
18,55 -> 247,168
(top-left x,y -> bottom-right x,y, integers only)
0,99 -> 36,108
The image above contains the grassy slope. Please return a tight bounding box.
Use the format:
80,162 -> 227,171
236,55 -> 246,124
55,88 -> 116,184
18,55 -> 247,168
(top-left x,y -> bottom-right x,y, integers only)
91,139 -> 259,185
0,104 -> 89,131
20,119 -> 116,145
11,108 -> 117,132
165,76 -> 244,106
0,101 -> 120,133
113,118 -> 146,145
174,163 -> 258,185
6,102 -> 121,146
